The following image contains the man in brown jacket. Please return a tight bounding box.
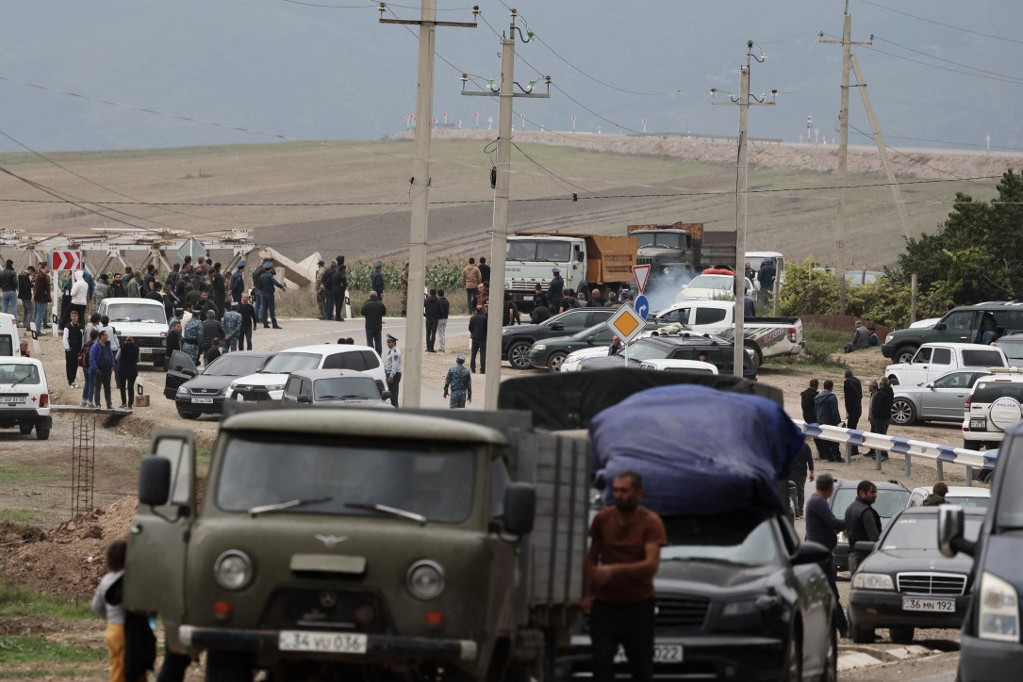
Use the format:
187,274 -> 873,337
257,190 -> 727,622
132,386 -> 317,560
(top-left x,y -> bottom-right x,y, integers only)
461,257 -> 482,312
32,262 -> 51,335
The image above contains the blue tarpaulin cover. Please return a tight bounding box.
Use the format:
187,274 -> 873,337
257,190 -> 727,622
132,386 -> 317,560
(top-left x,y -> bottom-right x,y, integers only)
589,384 -> 804,515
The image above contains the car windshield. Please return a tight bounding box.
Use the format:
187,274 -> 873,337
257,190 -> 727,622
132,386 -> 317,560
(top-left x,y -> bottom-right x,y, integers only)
313,377 -> 380,400
685,275 -> 731,291
832,487 -> 911,518
506,239 -> 571,263
996,338 -> 1023,364
661,513 -> 779,566
203,354 -> 269,377
216,435 -> 476,523
881,514 -> 983,550
260,352 -> 321,374
625,339 -> 670,362
105,303 -> 167,324
0,363 -> 39,385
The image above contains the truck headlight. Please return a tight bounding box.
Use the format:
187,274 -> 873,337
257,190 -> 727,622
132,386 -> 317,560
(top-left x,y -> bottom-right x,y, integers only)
406,560 -> 445,600
978,572 -> 1019,642
214,550 -> 253,590
852,573 -> 894,590
885,334 -> 893,344
266,384 -> 285,392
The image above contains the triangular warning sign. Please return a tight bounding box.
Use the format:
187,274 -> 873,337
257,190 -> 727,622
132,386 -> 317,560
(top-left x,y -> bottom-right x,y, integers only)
632,264 -> 652,294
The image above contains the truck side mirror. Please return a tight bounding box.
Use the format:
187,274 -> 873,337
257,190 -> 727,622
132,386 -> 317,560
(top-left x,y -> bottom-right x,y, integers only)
138,456 -> 171,506
938,505 -> 975,558
297,394 -> 312,404
935,323 -> 947,331
503,483 -> 536,536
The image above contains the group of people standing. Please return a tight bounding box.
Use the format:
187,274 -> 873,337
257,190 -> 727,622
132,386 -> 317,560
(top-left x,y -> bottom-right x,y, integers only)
0,259 -> 53,334
800,370 -> 895,462
63,311 -> 142,410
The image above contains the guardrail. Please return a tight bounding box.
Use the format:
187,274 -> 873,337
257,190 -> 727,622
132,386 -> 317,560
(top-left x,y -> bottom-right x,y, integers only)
794,420 -> 997,486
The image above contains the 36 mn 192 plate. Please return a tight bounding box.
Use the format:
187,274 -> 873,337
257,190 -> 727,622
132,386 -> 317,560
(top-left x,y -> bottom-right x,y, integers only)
279,630 -> 367,654
902,597 -> 954,612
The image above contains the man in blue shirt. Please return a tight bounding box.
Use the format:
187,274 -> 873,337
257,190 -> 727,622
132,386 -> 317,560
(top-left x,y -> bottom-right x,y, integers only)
804,473 -> 849,637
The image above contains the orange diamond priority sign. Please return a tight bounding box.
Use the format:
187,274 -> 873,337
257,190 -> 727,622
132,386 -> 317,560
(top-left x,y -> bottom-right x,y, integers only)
606,304 -> 646,344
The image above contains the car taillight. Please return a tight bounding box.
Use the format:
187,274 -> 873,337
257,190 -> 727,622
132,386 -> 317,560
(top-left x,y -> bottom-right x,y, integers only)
787,327 -> 797,342
40,394 -> 48,408
966,395 -> 973,407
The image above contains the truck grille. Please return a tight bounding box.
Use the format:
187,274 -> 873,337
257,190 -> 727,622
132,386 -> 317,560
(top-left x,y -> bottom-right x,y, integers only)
897,572 -> 967,596
232,385 -> 273,401
656,595 -> 710,631
117,335 -> 165,348
261,586 -> 391,633
636,256 -> 653,265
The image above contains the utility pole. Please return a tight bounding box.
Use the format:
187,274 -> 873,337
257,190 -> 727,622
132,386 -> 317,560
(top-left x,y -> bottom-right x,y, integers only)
711,41 -> 775,378
379,2 -> 477,407
462,10 -> 550,409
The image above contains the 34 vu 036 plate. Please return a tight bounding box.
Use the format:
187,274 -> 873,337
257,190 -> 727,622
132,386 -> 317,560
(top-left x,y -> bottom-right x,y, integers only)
279,630 -> 367,654
614,644 -> 683,663
902,597 -> 954,612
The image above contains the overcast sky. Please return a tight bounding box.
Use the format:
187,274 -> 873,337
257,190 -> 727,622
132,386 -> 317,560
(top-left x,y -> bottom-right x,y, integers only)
0,0 -> 1019,153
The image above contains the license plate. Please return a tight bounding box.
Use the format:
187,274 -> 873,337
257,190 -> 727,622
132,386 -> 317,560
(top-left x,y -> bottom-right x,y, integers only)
902,597 -> 955,612
279,630 -> 367,654
970,418 -> 986,430
0,395 -> 25,404
139,347 -> 154,354
190,397 -> 214,404
614,644 -> 683,664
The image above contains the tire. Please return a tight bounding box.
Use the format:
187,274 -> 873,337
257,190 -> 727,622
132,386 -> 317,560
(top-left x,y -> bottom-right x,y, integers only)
890,398 -> 917,425
507,340 -> 533,370
894,346 -> 917,365
963,440 -> 983,450
35,426 -> 50,441
177,409 -> 201,420
546,351 -> 568,372
205,650 -> 253,682
849,621 -> 876,644
818,628 -> 837,682
745,341 -> 763,370
782,628 -> 802,682
19,424 -> 33,435
889,625 -> 914,644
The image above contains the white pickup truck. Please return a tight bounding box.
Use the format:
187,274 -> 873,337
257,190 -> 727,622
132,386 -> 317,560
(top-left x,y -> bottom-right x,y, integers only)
884,342 -> 1008,386
651,299 -> 804,367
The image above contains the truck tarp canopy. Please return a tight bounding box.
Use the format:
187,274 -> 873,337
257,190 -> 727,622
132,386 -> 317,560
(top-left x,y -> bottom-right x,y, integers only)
588,384 -> 804,515
498,368 -> 780,431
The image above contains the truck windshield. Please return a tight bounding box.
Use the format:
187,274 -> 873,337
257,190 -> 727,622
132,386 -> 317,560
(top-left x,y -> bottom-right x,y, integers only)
106,303 -> 167,324
661,513 -> 780,566
507,240 -> 571,263
635,233 -> 683,249
216,436 -> 476,523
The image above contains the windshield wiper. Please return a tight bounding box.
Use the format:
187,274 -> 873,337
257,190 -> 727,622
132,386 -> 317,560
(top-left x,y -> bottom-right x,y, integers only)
345,502 -> 427,525
5,374 -> 34,388
248,496 -> 333,516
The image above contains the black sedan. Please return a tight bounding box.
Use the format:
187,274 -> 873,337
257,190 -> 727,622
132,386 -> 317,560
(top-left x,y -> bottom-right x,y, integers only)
165,350 -> 273,419
848,506 -> 985,644
560,509 -> 836,681
528,321 -> 663,372
828,479 -> 911,573
502,307 -> 615,370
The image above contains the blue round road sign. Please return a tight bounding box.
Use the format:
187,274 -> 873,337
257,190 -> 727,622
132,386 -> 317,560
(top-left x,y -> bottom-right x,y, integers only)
634,294 -> 650,320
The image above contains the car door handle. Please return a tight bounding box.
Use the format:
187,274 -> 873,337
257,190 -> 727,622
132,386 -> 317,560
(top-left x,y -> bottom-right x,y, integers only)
130,523 -> 143,535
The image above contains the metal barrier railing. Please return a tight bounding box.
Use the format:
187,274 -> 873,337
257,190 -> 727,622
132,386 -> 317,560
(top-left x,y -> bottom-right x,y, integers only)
794,420 -> 997,486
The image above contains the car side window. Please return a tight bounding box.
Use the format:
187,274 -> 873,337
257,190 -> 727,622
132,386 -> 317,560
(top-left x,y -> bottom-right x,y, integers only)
283,376 -> 301,398
913,347 -> 932,363
302,379 -> 313,397
658,309 -> 682,323
1006,311 -> 1023,331
943,311 -> 974,331
931,348 -> 952,365
563,311 -> 587,328
694,307 -> 727,325
361,351 -> 380,369
323,351 -> 364,370
934,372 -> 967,389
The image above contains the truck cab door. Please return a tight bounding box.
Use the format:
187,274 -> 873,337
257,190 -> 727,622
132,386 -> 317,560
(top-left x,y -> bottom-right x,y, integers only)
124,429 -> 197,623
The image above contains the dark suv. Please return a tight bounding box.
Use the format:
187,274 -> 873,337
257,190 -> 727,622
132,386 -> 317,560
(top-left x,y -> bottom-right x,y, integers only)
502,307 -> 615,370
828,479 -> 911,573
883,302 -> 1023,365
579,334 -> 758,381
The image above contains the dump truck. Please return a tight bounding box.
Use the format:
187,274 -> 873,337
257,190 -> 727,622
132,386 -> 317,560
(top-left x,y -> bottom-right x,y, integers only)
505,233 -> 636,311
627,223 -> 737,278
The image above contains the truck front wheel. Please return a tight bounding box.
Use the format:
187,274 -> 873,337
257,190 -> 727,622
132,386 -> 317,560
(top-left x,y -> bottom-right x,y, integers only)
205,650 -> 253,682
894,346 -> 917,365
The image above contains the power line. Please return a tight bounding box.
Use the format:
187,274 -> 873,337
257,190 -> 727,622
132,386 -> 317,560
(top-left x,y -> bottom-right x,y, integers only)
861,43 -> 1023,86
858,0 -> 1023,46
873,36 -> 1023,84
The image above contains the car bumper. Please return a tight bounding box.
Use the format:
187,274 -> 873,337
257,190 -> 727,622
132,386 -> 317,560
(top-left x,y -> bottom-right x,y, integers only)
557,634 -> 786,681
528,350 -> 550,369
178,625 -> 477,664
881,344 -> 896,358
849,591 -> 970,630
175,396 -> 227,414
958,632 -> 1023,682
0,410 -> 50,426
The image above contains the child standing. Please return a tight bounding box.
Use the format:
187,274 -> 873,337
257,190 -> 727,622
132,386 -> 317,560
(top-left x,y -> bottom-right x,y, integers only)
91,540 -> 128,682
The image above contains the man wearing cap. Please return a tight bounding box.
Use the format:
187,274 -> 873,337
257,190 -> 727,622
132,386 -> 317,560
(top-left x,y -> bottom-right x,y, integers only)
444,355 -> 472,408
462,257 -> 482,312
229,262 -> 246,306
314,260 -> 326,316
548,268 -> 564,314
330,256 -> 348,321
360,291 -> 386,355
371,260 -> 385,300
258,262 -> 285,329
384,334 -> 402,407
222,302 -> 243,353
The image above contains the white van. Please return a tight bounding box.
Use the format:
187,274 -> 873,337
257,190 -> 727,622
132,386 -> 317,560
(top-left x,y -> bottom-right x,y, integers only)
0,313 -> 19,356
226,344 -> 386,402
96,298 -> 169,368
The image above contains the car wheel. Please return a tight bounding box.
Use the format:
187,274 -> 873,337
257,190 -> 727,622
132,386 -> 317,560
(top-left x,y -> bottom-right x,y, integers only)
177,409 -> 201,420
205,650 -> 253,682
744,341 -> 763,370
963,439 -> 983,450
546,351 -> 568,372
889,625 -> 914,644
977,468 -> 994,483
849,620 -> 875,644
890,398 -> 917,425
19,424 -> 33,435
507,341 -> 532,370
894,346 -> 917,365
782,629 -> 802,682
818,627 -> 837,682
35,425 -> 50,441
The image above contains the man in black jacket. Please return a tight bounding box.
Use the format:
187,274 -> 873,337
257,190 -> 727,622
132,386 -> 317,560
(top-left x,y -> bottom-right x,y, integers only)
786,441 -> 815,519
360,291 -> 385,354
865,378 -> 894,460
436,289 -> 450,353
845,481 -> 882,574
0,260 -> 17,318
424,289 -> 440,352
468,304 -> 488,374
331,256 -> 348,321
814,380 -> 843,462
843,369 -> 863,455
18,265 -> 34,329
800,379 -> 827,460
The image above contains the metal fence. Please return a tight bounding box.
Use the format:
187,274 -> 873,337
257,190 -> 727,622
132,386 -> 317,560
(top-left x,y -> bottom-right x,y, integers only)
794,420 -> 997,485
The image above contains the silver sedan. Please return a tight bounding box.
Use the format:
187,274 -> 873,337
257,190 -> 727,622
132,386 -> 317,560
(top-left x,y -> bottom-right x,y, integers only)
889,370 -> 989,425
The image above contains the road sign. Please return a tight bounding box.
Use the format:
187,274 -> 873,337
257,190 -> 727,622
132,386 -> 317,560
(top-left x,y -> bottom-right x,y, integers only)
177,237 -> 207,262
50,251 -> 82,271
632,264 -> 652,294
606,304 -> 646,345
634,294 -> 650,320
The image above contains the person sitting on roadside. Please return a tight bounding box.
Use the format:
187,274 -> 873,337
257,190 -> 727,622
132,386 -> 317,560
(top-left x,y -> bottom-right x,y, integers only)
845,320 -> 875,353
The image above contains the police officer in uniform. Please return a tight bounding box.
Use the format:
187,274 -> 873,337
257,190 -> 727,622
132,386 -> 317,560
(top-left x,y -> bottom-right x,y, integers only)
384,334 -> 402,407
443,354 -> 472,408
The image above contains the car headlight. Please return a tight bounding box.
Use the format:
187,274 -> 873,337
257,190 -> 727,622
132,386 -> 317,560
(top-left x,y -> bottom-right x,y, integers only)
885,334 -> 893,344
176,386 -> 188,396
978,571 -> 1019,642
852,572 -> 894,590
406,559 -> 445,600
214,550 -> 253,590
533,343 -> 547,351
265,384 -> 285,392
217,386 -> 229,396
837,531 -> 848,544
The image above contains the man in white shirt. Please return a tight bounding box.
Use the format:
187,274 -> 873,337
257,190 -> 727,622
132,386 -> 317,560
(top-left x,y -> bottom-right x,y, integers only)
384,334 -> 402,408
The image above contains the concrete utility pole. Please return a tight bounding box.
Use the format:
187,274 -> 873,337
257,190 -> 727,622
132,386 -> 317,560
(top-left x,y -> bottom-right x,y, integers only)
711,41 -> 775,378
379,2 -> 477,407
462,10 -> 549,409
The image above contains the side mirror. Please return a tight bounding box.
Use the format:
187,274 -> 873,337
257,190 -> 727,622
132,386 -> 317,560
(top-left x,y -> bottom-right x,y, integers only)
381,390 -> 390,400
185,368 -> 198,378
790,541 -> 830,565
138,456 -> 171,506
550,322 -> 564,331
503,483 -> 536,536
854,541 -> 877,554
935,323 -> 947,330
938,505 -> 975,558
297,394 -> 312,404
